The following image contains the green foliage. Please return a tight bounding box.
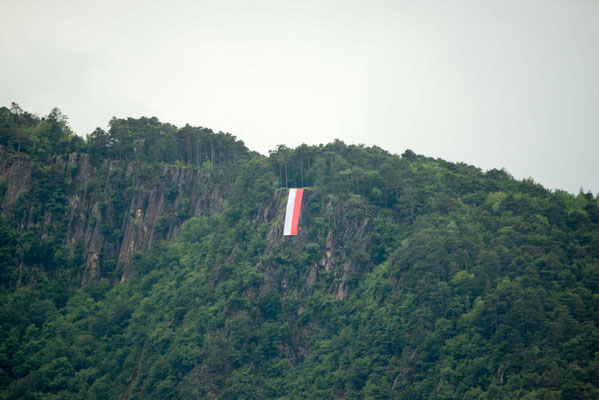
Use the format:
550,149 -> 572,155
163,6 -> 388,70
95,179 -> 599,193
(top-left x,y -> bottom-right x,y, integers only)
86,117 -> 251,168
0,105 -> 84,160
1,105 -> 598,398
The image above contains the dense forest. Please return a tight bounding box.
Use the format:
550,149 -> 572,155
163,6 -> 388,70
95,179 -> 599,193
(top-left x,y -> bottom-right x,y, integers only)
1,104 -> 598,399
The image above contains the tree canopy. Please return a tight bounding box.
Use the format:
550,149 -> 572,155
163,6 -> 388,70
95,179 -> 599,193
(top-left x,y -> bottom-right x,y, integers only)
1,105 -> 598,399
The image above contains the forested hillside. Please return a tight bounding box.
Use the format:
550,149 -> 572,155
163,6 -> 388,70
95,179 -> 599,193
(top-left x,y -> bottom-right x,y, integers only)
1,105 -> 598,399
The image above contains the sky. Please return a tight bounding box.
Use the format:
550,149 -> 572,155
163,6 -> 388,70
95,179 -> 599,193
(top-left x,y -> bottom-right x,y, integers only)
1,0 -> 598,194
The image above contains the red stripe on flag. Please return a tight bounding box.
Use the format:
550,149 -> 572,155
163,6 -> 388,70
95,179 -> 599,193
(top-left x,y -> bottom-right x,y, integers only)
290,189 -> 303,235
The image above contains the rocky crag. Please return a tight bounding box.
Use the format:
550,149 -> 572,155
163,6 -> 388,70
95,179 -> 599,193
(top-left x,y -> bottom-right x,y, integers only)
1,145 -> 379,300
1,146 -> 230,285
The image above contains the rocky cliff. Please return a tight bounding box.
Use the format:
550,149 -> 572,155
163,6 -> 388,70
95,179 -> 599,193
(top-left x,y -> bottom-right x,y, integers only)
0,146 -> 231,285
257,188 -> 375,300
1,145 -> 378,296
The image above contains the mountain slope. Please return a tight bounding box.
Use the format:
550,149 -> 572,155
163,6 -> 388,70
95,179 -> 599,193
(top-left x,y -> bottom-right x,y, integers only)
1,106 -> 598,399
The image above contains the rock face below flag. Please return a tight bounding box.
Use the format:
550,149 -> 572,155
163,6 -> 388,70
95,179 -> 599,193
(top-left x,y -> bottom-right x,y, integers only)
284,189 -> 304,236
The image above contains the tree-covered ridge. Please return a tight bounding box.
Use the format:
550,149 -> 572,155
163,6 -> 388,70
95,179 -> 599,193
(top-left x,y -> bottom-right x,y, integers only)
0,104 -> 85,161
1,105 -> 599,398
0,104 -> 252,167
87,117 -> 252,167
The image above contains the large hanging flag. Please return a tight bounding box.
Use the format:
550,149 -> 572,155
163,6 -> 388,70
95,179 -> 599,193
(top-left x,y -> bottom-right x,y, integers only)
283,188 -> 304,236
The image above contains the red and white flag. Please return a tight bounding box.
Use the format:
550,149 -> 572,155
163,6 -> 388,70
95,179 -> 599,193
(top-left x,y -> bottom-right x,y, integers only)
284,189 -> 304,236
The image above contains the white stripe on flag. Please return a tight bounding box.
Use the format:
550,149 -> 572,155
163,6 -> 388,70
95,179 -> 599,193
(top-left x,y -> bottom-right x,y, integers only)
283,189 -> 296,235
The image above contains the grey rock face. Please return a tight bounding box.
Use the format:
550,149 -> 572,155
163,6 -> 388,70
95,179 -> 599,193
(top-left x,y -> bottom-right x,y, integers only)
1,146 -> 229,285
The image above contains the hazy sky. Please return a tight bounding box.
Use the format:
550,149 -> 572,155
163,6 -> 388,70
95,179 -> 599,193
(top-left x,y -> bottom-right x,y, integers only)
1,0 -> 598,194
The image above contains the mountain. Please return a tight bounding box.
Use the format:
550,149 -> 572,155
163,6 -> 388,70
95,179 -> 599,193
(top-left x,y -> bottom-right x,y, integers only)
1,105 -> 598,399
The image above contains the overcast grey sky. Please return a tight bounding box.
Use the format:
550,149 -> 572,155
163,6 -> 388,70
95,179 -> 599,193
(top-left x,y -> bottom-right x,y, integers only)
1,0 -> 598,194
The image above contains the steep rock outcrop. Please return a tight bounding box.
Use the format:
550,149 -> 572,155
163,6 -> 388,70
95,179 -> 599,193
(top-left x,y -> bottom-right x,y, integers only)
258,188 -> 374,300
2,145 -> 375,297
0,147 -> 230,285
0,146 -> 32,217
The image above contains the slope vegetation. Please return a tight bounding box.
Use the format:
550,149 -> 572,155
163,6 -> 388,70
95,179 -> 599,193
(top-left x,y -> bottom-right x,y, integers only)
1,105 -> 598,399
